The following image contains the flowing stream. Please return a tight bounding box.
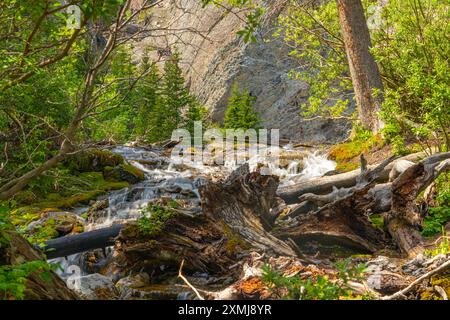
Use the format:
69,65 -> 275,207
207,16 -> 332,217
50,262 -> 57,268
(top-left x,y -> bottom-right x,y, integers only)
51,144 -> 336,296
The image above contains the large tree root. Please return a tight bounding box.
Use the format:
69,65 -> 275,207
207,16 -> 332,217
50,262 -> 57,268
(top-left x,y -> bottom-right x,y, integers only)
113,164 -> 295,280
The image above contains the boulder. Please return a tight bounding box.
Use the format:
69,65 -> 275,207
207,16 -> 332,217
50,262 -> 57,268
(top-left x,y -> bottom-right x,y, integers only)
74,274 -> 118,300
65,149 -> 124,173
104,164 -> 145,184
27,211 -> 84,237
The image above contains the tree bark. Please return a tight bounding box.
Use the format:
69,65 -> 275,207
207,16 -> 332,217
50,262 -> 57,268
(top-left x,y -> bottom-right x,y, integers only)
385,153 -> 450,257
278,151 -> 429,205
42,224 -> 123,259
336,0 -> 384,133
1,230 -> 79,300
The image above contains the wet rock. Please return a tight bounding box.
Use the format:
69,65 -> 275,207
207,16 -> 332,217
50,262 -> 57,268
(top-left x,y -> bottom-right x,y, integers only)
115,273 -> 186,300
402,253 -> 427,276
104,164 -> 145,184
86,199 -> 109,224
27,211 -> 84,237
367,271 -> 410,294
115,273 -> 150,299
75,273 -> 118,300
366,256 -> 402,274
137,1 -> 352,144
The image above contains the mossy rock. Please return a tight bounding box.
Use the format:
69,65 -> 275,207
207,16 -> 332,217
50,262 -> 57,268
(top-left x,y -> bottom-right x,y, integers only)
104,164 -> 145,184
25,211 -> 84,245
65,149 -> 124,173
329,135 -> 384,172
13,190 -> 37,205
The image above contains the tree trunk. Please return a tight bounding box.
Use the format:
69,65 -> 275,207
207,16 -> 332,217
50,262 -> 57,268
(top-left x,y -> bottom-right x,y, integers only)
336,0 -> 384,134
385,153 -> 450,257
42,224 -> 123,259
1,230 -> 79,300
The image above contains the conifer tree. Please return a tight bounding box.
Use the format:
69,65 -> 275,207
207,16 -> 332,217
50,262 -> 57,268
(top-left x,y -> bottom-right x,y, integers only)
136,61 -> 160,136
224,83 -> 260,130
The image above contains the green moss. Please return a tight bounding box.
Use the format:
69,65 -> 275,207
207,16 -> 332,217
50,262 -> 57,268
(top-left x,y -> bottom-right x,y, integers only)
65,149 -> 124,173
420,274 -> 450,300
369,214 -> 384,229
137,203 -> 179,237
221,222 -> 250,255
13,190 -> 37,205
329,134 -> 384,172
10,174 -> 129,238
120,164 -> 145,181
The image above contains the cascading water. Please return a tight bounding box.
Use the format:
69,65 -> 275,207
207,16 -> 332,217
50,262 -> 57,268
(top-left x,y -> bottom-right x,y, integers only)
51,143 -> 336,297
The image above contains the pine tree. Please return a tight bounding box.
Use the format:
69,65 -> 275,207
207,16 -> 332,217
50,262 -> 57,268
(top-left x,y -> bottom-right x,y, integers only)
136,62 -> 160,136
224,83 -> 260,130
184,99 -> 207,136
146,52 -> 205,142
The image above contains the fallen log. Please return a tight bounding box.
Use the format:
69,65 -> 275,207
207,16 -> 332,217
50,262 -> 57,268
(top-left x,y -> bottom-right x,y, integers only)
43,224 -> 123,259
385,152 -> 450,257
278,152 -> 450,258
275,157 -> 396,254
278,151 -> 430,205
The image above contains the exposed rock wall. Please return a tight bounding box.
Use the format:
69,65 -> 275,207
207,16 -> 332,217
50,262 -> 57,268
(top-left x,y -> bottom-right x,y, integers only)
137,0 -> 351,144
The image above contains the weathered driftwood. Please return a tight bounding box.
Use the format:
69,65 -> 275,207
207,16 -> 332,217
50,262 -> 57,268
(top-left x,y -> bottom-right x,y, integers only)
1,230 -> 79,299
278,151 -> 429,205
385,152 -> 450,257
275,158 -> 394,254
43,224 -> 123,259
280,151 -> 449,258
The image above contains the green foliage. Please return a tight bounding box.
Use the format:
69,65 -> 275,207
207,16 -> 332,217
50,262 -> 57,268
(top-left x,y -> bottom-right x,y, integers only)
0,204 -> 14,246
277,0 -> 353,120
137,201 -> 179,237
142,53 -> 207,143
135,62 -> 161,136
0,260 -> 56,300
423,207 -> 450,237
201,0 -> 263,43
278,0 -> 449,153
423,173 -> 450,237
424,227 -> 450,257
261,259 -> 367,300
373,0 -> 450,153
224,83 -> 260,130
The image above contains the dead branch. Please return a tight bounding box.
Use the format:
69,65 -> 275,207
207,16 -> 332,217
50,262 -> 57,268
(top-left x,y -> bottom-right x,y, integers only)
381,259 -> 450,300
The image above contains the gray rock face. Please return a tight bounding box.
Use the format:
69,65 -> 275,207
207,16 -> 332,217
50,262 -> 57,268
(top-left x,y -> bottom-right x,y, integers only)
136,0 -> 352,144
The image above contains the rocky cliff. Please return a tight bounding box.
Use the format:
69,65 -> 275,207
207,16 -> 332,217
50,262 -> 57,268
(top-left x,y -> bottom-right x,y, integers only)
137,0 -> 351,144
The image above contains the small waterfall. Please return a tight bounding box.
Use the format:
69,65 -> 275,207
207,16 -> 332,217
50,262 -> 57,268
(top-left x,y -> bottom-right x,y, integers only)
300,152 -> 336,180
52,143 -> 336,292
